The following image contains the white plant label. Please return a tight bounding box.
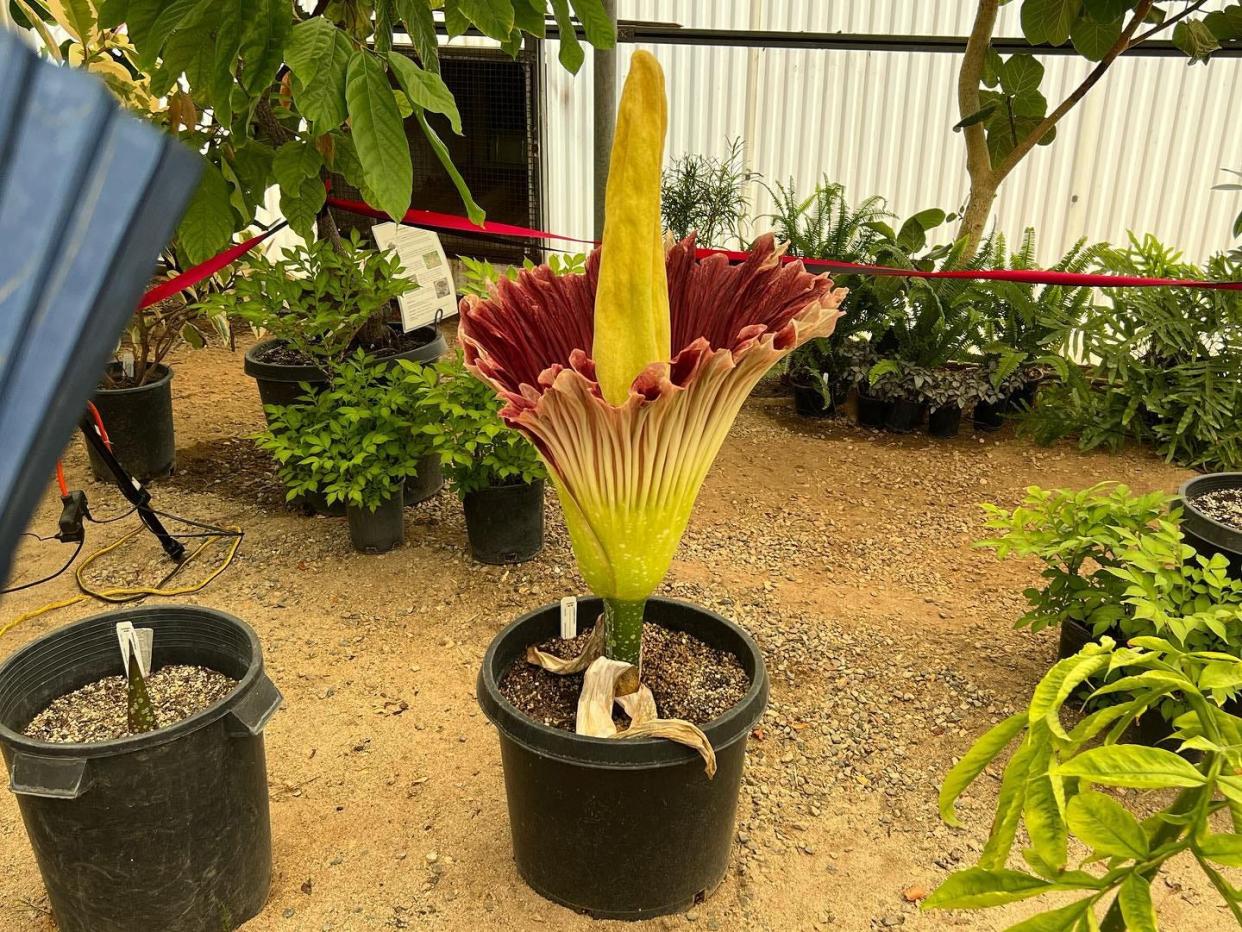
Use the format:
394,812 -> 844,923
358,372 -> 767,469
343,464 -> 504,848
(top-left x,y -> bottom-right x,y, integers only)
119,350 -> 135,380
560,596 -> 577,640
371,222 -> 458,332
115,622 -> 153,677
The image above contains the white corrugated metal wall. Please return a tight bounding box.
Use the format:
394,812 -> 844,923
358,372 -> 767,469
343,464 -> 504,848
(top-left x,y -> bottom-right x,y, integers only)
540,1 -> 1242,263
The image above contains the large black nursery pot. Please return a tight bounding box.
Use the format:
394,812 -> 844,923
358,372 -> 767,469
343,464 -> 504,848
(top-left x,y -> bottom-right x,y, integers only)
347,489 -> 405,554
86,363 -> 175,481
973,398 -> 1005,432
405,451 -> 445,505
1178,473 -> 1242,577
463,478 -> 545,564
245,323 -> 447,421
0,606 -> 281,932
883,398 -> 924,434
791,380 -> 833,418
855,384 -> 891,429
477,596 -> 769,919
928,403 -> 962,439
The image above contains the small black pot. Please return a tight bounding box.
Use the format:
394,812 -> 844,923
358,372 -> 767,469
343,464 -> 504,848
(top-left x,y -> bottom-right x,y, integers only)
856,387 -> 891,429
928,404 -> 962,439
973,399 -> 1005,432
0,606 -> 281,932
791,381 -> 833,418
244,324 -> 447,420
1057,618 -> 1096,660
477,596 -> 768,919
86,364 -> 175,481
404,452 -> 444,506
463,479 -> 544,564
1006,381 -> 1038,412
1178,473 -> 1242,577
883,399 -> 925,434
346,490 -> 405,554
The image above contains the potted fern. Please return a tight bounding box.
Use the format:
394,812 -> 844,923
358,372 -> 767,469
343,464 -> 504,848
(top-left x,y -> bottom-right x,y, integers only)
466,53 -> 845,918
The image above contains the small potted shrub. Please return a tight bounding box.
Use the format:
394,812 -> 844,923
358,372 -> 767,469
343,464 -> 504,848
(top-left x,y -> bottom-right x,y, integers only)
198,232 -> 446,415
0,605 -> 282,931
256,354 -> 433,552
867,359 -> 926,434
923,367 -> 976,438
972,357 -> 1030,431
421,355 -> 547,564
463,53 -> 845,918
1178,472 -> 1242,577
787,338 -> 847,418
848,340 -> 891,428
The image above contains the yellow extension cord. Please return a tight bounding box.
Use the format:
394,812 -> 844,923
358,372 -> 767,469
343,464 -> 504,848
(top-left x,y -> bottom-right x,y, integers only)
0,523 -> 243,640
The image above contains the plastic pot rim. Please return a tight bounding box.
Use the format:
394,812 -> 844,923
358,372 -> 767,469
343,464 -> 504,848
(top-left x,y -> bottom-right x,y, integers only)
243,326 -> 445,381
477,596 -> 768,770
1178,473 -> 1242,550
0,606 -> 266,761
95,362 -> 174,396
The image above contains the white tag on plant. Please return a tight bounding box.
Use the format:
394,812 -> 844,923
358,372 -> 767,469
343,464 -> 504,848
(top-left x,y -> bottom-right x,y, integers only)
119,350 -> 135,380
115,622 -> 153,677
560,596 -> 577,640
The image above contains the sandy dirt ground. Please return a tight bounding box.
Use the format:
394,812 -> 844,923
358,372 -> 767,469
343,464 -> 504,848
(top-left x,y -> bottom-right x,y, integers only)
0,333 -> 1233,931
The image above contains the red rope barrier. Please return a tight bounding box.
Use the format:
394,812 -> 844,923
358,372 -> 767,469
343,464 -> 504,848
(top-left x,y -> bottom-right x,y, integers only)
138,223 -> 285,309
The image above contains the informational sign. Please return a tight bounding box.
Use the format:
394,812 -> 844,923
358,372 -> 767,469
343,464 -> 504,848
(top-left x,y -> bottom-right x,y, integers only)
372,222 -> 458,332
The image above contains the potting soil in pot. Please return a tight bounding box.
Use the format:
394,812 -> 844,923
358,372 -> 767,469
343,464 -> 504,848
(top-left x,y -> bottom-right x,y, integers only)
1193,488 -> 1242,530
23,665 -> 237,743
499,623 -> 749,731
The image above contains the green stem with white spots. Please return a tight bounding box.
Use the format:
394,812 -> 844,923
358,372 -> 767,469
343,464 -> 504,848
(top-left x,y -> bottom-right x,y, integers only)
603,597 -> 646,668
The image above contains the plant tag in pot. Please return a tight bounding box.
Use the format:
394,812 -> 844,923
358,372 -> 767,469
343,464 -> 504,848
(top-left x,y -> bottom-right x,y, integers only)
560,596 -> 577,640
115,621 -> 153,677
119,350 -> 135,381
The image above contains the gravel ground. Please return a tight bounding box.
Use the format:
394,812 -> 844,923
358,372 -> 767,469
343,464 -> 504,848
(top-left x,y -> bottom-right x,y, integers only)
0,337 -> 1232,931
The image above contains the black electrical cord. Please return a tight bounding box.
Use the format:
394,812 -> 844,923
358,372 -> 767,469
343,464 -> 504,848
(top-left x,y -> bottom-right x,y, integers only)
85,505 -> 137,524
1,538 -> 84,594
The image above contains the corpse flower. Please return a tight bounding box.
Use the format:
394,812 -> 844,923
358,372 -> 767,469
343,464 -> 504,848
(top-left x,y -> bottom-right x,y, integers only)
460,51 -> 845,675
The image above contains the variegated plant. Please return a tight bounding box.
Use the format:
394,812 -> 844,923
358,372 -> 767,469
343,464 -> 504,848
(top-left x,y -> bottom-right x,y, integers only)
460,51 -> 844,743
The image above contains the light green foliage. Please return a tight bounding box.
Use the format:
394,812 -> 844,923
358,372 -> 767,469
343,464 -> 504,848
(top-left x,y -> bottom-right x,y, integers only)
660,138 -> 758,249
458,253 -> 587,298
420,353 -> 546,497
1022,234 -> 1242,471
928,631 -> 1242,929
197,232 -> 413,367
255,353 -> 436,511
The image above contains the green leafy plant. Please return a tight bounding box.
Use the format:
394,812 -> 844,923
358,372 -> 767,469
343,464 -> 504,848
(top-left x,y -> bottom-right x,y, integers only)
660,138 -> 758,248
255,352 -> 435,510
458,252 -> 587,298
419,353 -> 545,497
928,630 -> 1242,930
199,231 -> 414,367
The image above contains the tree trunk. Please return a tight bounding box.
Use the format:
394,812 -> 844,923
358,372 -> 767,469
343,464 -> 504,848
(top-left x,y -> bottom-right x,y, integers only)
959,178 -> 998,255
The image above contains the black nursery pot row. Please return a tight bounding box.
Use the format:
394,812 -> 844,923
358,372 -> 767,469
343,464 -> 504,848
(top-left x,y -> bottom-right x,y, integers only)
796,380 -> 1035,439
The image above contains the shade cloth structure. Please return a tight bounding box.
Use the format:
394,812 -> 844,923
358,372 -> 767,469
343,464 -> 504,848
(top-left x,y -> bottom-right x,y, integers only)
0,30 -> 201,587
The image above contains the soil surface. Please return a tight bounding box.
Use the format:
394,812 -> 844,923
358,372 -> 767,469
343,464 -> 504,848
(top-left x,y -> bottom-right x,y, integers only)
1194,487 -> 1242,530
499,622 -> 750,731
24,665 -> 237,744
1,330 -> 1236,931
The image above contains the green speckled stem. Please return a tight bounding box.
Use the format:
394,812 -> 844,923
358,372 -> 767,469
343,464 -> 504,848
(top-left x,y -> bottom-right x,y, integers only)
603,598 -> 646,668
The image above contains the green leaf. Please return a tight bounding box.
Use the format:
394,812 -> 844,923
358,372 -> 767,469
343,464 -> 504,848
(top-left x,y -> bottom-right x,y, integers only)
388,53 -> 463,134
1198,833 -> 1242,868
982,741 -> 1036,869
1021,0 -> 1082,46
1056,746 -> 1207,789
549,0 -> 585,73
98,0 -> 130,30
177,160 -> 235,264
1030,652 -> 1108,739
416,110 -> 484,225
238,0 -> 292,94
1070,14 -> 1123,60
208,0 -> 243,125
955,103 -> 998,131
53,0 -> 97,44
923,868 -> 1062,909
1082,0 -> 1126,23
140,0 -> 201,66
396,0 -> 441,73
273,141 -> 324,192
1001,54 -> 1046,97
1002,896 -> 1094,931
346,50 -> 413,223
571,0 -> 616,48
1173,19 -> 1221,64
1117,873 -> 1157,932
1023,737 -> 1068,871
1065,790 -> 1148,860
940,713 -> 1027,827
451,0 -> 514,38
287,18 -> 352,129
281,174 -> 327,240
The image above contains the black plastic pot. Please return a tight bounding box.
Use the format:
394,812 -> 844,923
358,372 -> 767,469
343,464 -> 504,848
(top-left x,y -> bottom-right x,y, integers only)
463,479 -> 545,564
477,596 -> 769,919
347,490 -> 405,553
1006,381 -> 1038,412
928,404 -> 962,439
856,386 -> 891,429
245,324 -> 447,420
973,399 -> 1005,432
1178,473 -> 1242,577
883,399 -> 925,434
86,363 -> 175,481
791,381 -> 833,418
1057,618 -> 1095,660
0,606 -> 281,932
404,451 -> 444,506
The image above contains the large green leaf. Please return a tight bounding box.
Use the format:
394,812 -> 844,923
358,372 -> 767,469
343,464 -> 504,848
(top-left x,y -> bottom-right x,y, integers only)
281,174 -> 327,240
1001,54 -> 1045,98
572,0 -> 616,48
1173,19 -> 1221,64
512,0 -> 546,36
51,0 -> 96,43
287,18 -> 351,129
939,713 -> 1027,827
982,740 -> 1036,869
346,51 -> 413,222
1065,790 -> 1148,860
923,868 -> 1063,909
396,0 -> 441,72
238,0 -> 292,94
1083,0 -> 1127,22
388,53 -> 462,133
1198,832 -> 1242,867
139,0 -> 202,66
416,110 -> 484,225
177,160 -> 235,264
1021,0 -> 1082,46
1117,873 -> 1157,932
1056,746 -> 1207,789
208,0 -> 243,125
1070,14 -> 1123,60
1030,652 -> 1108,738
273,141 -> 324,192
549,0 -> 585,73
451,0 -> 514,38
1003,897 -> 1094,931
1023,737 -> 1068,871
